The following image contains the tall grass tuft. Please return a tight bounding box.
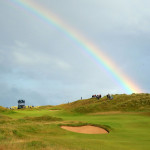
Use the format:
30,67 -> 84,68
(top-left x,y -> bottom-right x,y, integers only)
24,115 -> 63,122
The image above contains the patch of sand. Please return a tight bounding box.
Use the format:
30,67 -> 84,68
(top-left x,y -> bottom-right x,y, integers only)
61,125 -> 108,134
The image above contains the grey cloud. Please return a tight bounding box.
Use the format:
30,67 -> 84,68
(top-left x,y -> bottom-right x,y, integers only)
0,0 -> 149,107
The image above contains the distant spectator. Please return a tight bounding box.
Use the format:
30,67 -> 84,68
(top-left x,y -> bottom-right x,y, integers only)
110,95 -> 113,100
107,94 -> 110,99
107,94 -> 113,100
92,95 -> 97,98
96,94 -> 101,100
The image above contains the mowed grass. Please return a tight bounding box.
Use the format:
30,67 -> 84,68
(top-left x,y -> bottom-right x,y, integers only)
0,110 -> 150,150
0,93 -> 150,150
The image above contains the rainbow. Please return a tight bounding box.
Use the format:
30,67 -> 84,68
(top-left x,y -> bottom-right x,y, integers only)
10,0 -> 142,93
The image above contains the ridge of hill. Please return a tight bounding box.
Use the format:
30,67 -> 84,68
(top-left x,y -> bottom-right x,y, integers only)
0,106 -> 7,112
54,93 -> 150,113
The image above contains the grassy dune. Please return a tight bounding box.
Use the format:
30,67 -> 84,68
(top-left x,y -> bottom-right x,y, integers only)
55,93 -> 150,113
0,93 -> 150,150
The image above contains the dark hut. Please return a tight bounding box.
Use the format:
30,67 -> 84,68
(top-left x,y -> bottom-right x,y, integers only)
18,100 -> 25,109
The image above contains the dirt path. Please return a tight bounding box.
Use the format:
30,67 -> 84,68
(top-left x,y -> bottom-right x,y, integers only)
61,125 -> 108,134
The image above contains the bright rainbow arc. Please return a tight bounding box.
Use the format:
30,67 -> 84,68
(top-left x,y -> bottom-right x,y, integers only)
10,0 -> 142,93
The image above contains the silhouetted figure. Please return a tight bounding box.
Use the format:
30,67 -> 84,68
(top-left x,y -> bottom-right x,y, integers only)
107,94 -> 111,99
110,95 -> 113,100
96,94 -> 101,100
92,95 -> 97,98
107,94 -> 113,100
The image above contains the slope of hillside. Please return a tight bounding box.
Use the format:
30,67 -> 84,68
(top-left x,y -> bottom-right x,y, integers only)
54,93 -> 150,113
0,106 -> 7,112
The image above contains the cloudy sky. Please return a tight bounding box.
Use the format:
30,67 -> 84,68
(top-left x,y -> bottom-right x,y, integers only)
0,0 -> 150,107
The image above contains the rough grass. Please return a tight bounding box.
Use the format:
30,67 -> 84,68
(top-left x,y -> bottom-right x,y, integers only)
0,110 -> 150,150
0,93 -> 150,150
37,105 -> 53,109
54,93 -> 150,113
0,115 -> 12,124
24,115 -> 63,122
0,106 -> 7,112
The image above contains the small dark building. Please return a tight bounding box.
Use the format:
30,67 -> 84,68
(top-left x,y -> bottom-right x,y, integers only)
18,100 -> 25,109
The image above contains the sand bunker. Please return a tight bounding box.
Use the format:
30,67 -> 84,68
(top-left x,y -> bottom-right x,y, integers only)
61,125 -> 108,134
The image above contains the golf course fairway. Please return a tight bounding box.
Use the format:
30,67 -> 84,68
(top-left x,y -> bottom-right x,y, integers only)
0,94 -> 150,150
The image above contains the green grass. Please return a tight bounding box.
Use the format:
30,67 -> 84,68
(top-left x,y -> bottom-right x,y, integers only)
0,93 -> 150,150
55,93 -> 150,113
24,115 -> 63,122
